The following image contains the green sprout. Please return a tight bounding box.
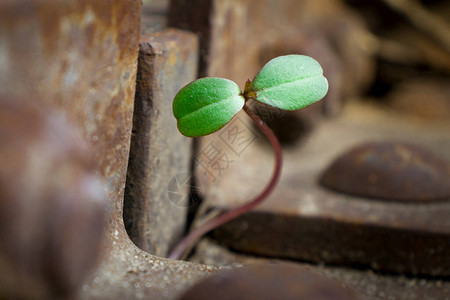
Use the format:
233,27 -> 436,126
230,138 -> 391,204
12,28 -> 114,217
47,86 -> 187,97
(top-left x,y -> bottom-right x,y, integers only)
169,55 -> 328,260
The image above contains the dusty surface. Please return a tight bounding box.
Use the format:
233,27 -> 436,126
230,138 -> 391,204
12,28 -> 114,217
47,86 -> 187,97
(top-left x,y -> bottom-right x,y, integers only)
78,237 -> 215,300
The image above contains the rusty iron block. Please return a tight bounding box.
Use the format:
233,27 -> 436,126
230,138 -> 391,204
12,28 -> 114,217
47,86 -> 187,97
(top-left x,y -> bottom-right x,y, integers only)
0,0 -> 142,213
190,238 -> 450,300
197,103 -> 450,277
124,29 -> 199,257
0,1 -> 217,299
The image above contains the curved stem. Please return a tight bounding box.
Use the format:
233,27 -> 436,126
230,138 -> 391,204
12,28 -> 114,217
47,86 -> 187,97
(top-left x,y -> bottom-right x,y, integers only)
168,103 -> 282,260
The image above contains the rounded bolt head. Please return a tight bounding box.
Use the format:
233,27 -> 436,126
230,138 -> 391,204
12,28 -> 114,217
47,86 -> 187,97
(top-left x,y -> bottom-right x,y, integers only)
320,141 -> 450,202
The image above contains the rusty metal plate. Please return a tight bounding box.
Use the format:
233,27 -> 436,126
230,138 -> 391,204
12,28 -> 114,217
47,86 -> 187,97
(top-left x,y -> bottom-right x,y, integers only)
124,29 -> 198,257
0,1 -> 217,299
0,0 -> 141,219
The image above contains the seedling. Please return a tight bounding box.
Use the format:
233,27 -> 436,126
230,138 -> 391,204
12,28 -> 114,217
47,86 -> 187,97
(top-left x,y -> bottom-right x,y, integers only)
169,55 -> 328,260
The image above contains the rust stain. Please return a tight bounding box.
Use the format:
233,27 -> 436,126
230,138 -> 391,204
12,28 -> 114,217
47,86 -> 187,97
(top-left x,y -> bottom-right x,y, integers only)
0,0 -> 141,218
169,47 -> 177,66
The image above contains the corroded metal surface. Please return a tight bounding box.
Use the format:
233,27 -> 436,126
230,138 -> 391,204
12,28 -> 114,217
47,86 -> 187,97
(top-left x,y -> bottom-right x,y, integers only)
320,142 -> 450,202
0,0 -> 141,220
178,263 -> 357,300
124,29 -> 198,257
213,210 -> 450,276
0,1 -> 216,299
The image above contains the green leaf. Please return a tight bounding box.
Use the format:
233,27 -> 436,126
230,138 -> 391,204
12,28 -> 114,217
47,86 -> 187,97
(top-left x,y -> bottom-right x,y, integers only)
173,77 -> 245,137
248,55 -> 328,111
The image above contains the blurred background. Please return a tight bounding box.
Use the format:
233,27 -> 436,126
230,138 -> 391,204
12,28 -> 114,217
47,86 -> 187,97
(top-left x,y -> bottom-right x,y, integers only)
1,0 -> 449,299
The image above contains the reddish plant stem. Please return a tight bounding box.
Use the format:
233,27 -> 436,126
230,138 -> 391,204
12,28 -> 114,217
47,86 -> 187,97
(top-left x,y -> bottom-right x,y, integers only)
168,103 -> 282,260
